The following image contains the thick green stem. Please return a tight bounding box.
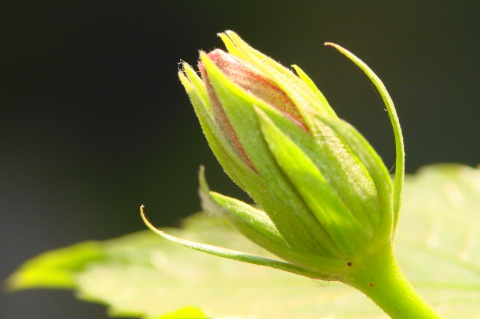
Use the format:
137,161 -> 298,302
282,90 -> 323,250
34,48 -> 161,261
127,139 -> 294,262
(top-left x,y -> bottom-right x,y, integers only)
343,244 -> 443,319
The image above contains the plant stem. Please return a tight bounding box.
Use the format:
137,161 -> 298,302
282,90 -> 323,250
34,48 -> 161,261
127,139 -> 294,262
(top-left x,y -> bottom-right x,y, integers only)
343,243 -> 443,319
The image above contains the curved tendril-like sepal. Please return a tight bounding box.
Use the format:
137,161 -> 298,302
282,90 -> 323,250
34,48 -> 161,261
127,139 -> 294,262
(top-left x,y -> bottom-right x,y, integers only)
325,43 -> 405,232
140,205 -> 325,279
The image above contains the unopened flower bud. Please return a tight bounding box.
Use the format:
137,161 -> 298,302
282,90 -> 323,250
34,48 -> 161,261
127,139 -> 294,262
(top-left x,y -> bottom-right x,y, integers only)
171,31 -> 402,278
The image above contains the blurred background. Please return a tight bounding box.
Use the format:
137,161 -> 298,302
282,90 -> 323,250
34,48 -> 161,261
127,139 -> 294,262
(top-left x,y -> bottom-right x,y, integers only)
1,1 -> 479,318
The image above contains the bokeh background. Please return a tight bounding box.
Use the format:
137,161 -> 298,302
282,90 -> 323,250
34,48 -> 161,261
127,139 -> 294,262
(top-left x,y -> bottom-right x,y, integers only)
1,1 -> 479,318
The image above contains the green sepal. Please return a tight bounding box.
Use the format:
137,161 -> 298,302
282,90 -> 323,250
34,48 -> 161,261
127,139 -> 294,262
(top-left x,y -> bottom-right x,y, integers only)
210,192 -> 284,244
181,63 -> 211,113
198,166 -> 284,245
253,96 -> 381,239
316,114 -> 394,240
291,64 -> 334,115
210,192 -> 346,277
199,167 -> 345,277
179,65 -> 261,194
200,52 -> 333,255
325,42 -> 404,232
255,106 -> 372,258
140,206 -> 328,279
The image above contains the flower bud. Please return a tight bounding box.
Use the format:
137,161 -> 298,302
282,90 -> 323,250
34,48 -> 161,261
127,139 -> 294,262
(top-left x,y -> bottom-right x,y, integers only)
173,31 -> 402,278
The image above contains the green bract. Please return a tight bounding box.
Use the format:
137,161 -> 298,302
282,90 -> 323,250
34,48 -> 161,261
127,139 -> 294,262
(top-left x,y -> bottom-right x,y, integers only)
158,30 -> 403,279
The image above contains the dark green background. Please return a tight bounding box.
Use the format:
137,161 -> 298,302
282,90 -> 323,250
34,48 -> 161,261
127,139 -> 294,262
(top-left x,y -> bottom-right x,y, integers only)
1,1 -> 479,318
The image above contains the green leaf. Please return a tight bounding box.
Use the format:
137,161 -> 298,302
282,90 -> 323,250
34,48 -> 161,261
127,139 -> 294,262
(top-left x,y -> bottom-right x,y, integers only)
6,241 -> 104,291
155,306 -> 210,319
7,164 -> 480,318
395,164 -> 480,318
